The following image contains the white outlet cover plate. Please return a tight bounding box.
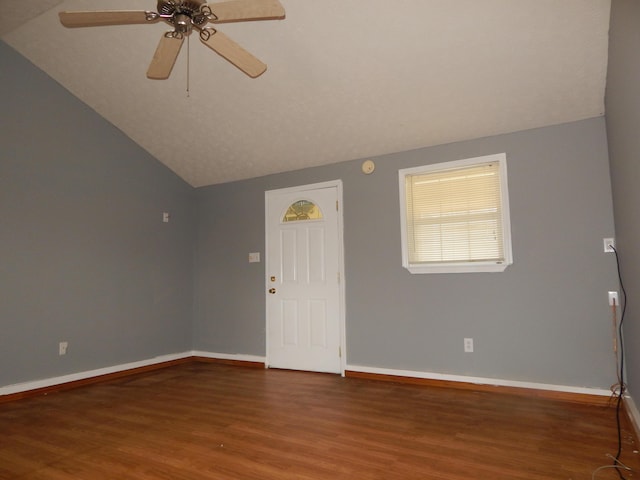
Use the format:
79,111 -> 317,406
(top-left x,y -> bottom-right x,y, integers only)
604,237 -> 615,252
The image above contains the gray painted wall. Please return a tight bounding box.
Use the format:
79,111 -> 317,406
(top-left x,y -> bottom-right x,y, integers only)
605,0 -> 640,399
194,117 -> 620,390
1,35 -> 623,393
0,41 -> 196,386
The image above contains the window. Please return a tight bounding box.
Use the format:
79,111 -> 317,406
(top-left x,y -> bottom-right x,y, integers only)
283,200 -> 323,222
399,153 -> 513,274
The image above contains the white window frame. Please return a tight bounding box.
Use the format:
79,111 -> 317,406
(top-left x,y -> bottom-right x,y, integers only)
399,153 -> 513,274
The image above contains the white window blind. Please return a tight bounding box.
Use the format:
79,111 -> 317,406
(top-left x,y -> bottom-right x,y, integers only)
399,154 -> 512,274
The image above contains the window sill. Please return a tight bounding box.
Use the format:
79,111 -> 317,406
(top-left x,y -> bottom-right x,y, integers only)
404,262 -> 511,274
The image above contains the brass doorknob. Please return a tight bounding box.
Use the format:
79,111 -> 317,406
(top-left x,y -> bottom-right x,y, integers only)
269,288 -> 276,294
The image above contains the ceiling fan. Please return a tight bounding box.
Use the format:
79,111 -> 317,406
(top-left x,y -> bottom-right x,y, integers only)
59,0 -> 285,79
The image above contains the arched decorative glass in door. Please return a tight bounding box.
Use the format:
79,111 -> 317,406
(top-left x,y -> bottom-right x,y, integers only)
282,200 -> 323,222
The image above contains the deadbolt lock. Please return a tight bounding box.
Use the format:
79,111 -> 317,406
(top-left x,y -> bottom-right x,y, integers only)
270,276 -> 276,282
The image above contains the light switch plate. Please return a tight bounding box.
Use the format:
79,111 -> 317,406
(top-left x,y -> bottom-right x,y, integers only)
248,252 -> 260,263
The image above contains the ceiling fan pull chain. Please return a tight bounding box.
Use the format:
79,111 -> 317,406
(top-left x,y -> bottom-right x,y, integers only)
186,32 -> 190,97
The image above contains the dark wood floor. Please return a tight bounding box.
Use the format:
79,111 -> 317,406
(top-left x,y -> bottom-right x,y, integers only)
1,362 -> 638,479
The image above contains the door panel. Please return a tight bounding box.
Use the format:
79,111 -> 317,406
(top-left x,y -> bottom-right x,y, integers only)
266,183 -> 343,374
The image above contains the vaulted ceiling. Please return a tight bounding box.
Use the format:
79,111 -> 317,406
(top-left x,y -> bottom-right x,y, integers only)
2,0 -> 611,187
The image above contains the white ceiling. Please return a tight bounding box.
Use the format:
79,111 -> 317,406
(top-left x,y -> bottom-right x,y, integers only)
3,0 -> 611,187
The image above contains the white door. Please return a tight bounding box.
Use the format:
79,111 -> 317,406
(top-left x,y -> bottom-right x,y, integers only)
265,181 -> 344,374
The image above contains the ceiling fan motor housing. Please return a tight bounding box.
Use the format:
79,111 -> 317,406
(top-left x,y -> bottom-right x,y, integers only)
157,0 -> 210,31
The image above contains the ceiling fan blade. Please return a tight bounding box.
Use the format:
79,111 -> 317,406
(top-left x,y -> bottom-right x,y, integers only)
147,35 -> 185,80
59,11 -> 156,28
200,30 -> 267,77
207,0 -> 285,23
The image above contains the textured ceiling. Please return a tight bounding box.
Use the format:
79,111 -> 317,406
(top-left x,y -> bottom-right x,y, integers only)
0,0 -> 63,36
3,0 -> 611,187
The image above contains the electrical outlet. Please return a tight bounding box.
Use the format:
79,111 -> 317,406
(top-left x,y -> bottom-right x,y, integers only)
608,291 -> 619,306
604,238 -> 615,253
464,338 -> 474,353
59,341 -> 68,356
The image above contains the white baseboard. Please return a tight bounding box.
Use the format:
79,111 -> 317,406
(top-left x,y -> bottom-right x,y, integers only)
2,354 -> 611,399
625,393 -> 640,439
191,350 -> 266,364
0,351 -> 193,396
346,364 -> 612,397
0,351 -> 267,397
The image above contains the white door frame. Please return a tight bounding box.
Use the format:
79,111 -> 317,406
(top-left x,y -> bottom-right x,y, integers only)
265,179 -> 346,375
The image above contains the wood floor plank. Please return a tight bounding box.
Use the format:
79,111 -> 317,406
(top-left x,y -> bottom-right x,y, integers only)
1,362 -> 638,479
